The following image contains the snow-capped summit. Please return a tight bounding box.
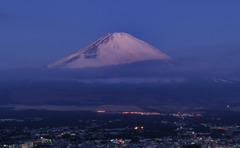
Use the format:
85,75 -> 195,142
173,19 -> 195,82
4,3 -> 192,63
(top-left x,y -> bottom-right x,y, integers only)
48,32 -> 172,69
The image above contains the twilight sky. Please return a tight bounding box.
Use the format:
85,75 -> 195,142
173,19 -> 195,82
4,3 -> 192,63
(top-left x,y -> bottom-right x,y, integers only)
0,0 -> 240,69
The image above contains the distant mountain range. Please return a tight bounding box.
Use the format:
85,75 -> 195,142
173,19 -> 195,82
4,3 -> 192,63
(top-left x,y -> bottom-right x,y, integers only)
48,32 -> 172,69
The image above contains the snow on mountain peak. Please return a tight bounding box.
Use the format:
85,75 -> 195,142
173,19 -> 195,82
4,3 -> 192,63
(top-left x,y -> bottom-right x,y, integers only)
48,32 -> 172,69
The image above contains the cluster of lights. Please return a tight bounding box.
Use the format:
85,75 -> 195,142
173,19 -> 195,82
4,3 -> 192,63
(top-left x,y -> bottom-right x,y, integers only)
122,112 -> 164,116
97,110 -> 106,113
110,139 -> 125,146
96,110 -> 203,119
217,127 -> 228,131
170,113 -> 203,119
134,126 -> 144,130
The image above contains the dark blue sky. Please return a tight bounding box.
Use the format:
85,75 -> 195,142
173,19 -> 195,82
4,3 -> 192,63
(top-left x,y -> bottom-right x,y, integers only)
0,0 -> 240,69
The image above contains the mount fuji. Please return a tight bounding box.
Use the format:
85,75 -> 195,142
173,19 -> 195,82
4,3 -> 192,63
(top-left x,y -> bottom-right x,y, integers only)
48,32 -> 172,69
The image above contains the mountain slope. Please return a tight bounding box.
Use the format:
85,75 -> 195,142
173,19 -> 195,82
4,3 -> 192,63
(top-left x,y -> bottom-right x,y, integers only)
48,32 -> 172,69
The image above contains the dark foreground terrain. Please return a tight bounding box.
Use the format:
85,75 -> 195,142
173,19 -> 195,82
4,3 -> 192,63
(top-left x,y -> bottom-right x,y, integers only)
0,108 -> 240,147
